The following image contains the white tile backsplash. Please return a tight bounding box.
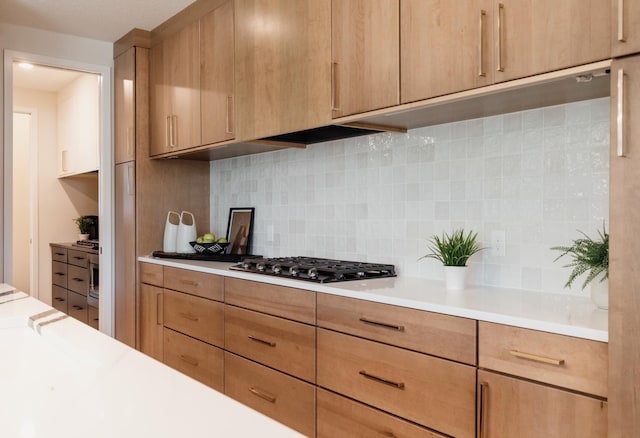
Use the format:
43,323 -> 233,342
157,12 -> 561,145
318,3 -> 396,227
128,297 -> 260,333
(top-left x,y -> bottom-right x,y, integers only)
210,98 -> 610,296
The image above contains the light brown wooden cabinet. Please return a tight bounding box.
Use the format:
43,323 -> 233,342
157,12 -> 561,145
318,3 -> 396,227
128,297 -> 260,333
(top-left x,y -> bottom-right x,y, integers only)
114,48 -> 135,164
139,264 -> 164,361
612,0 -> 640,57
331,0 -> 399,117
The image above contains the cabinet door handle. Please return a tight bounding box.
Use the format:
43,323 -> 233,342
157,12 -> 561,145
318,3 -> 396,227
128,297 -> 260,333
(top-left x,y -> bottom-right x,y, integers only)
179,354 -> 199,367
496,3 -> 505,72
331,61 -> 340,112
156,292 -> 164,325
509,349 -> 565,366
359,370 -> 405,389
618,0 -> 626,42
248,387 -> 277,403
61,149 -> 68,173
477,382 -> 488,438
178,312 -> 199,322
359,317 -> 404,332
165,116 -> 171,148
171,115 -> 178,148
248,335 -> 276,347
126,163 -> 135,195
225,95 -> 233,134
478,10 -> 487,77
617,68 -> 626,157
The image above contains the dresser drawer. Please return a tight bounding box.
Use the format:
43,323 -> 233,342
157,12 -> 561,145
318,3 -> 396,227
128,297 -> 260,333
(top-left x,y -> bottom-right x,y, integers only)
67,265 -> 89,296
68,249 -> 90,268
88,306 -> 99,330
317,388 -> 446,438
163,290 -> 224,347
51,247 -> 67,263
67,291 -> 88,324
164,266 -> 223,301
317,293 -> 476,365
225,278 -> 315,324
52,261 -> 68,288
164,328 -> 224,391
478,322 -> 608,397
225,305 -> 315,382
51,285 -> 68,313
317,328 -> 476,438
140,262 -> 163,287
224,352 -> 315,437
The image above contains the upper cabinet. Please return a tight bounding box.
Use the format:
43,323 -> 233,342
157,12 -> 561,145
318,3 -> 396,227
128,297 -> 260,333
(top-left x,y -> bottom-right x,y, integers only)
201,1 -> 235,145
612,0 -> 640,57
332,0 -> 399,117
234,0 -> 332,140
149,21 -> 201,156
115,48 -> 135,164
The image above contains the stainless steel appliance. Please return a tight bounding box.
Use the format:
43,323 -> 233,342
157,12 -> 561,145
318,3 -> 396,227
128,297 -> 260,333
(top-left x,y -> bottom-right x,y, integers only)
230,256 -> 396,283
87,253 -> 99,307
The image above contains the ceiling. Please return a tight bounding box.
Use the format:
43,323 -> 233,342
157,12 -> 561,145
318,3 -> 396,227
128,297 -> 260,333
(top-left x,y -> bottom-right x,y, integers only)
13,63 -> 91,92
0,0 -> 196,42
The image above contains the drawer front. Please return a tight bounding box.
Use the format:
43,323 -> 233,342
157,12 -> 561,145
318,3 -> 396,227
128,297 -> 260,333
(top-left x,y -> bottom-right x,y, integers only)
67,265 -> 89,296
52,261 -> 68,288
225,305 -> 315,382
317,388 -> 446,438
225,277 -> 315,324
164,328 -> 224,391
163,290 -> 224,347
68,249 -> 90,268
317,293 -> 476,365
224,352 -> 315,437
317,328 -> 476,438
477,370 -> 608,438
51,247 -> 67,263
140,262 -> 163,287
164,267 -> 223,301
67,291 -> 88,324
88,306 -> 99,330
478,322 -> 608,397
51,285 -> 68,313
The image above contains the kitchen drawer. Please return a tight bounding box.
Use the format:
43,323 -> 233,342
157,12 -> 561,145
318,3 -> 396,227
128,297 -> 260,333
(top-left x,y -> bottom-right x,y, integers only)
224,352 -> 315,437
225,278 -> 315,324
67,291 -> 88,324
88,305 -> 99,330
163,290 -> 224,347
68,249 -> 90,268
224,305 -> 315,382
478,322 -> 608,397
477,370 -> 608,438
67,265 -> 89,296
51,247 -> 67,263
140,262 -> 163,287
317,388 -> 445,438
317,328 -> 476,438
52,261 -> 68,288
164,266 -> 223,301
51,285 -> 68,313
163,328 -> 224,391
317,293 -> 476,365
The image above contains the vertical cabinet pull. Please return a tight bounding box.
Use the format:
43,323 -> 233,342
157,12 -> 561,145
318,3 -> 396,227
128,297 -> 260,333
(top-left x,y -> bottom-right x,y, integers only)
617,69 -> 625,157
478,10 -> 486,77
61,149 -> 68,173
331,62 -> 340,112
477,382 -> 488,438
126,163 -> 135,196
165,116 -> 171,148
170,115 -> 178,148
225,95 -> 234,134
618,0 -> 625,42
156,292 -> 164,325
496,3 -> 505,72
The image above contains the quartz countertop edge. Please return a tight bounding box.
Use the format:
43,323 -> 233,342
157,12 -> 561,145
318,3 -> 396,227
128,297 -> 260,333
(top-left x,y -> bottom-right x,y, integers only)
139,256 -> 608,342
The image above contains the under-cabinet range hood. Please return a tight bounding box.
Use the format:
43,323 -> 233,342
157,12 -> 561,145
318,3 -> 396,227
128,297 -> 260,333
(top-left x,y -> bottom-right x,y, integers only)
260,122 -> 407,146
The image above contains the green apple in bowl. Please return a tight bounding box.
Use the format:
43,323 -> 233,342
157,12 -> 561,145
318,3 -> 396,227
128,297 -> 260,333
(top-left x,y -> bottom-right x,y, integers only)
202,232 -> 216,243
216,237 -> 228,243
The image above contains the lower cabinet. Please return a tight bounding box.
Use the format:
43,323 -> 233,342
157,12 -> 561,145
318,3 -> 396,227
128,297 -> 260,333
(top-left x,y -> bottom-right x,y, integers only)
51,285 -> 68,313
477,370 -> 608,438
88,305 -> 99,330
67,290 -> 88,324
139,282 -> 164,361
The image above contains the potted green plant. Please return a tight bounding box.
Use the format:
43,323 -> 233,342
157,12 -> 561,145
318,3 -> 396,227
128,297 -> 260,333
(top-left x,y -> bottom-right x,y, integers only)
420,229 -> 484,290
74,216 -> 92,240
551,224 -> 609,309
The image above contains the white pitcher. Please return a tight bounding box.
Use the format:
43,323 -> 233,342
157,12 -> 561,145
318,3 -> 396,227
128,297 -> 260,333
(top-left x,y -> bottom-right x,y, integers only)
176,211 -> 197,253
163,211 -> 180,253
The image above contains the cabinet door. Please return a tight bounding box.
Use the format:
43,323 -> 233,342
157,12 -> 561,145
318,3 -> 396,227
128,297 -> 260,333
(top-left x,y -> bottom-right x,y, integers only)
149,41 -> 169,156
612,0 -> 640,57
332,0 -> 399,117
609,55 -> 640,437
115,47 -> 135,164
401,0 -> 493,104
68,291 -> 88,324
234,0 -> 332,140
477,370 -> 607,438
201,1 -> 235,145
495,0 -> 610,83
139,283 -> 164,361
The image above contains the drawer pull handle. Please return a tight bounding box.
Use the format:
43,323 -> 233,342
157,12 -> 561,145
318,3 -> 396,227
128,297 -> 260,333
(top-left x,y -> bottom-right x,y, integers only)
248,335 -> 276,348
54,272 -> 65,276
509,350 -> 565,366
178,312 -> 199,322
180,279 -> 199,287
359,370 -> 405,389
55,252 -> 65,256
73,256 -> 85,261
359,317 -> 405,332
72,278 -> 85,282
179,355 -> 199,367
248,387 -> 277,403
54,297 -> 65,302
72,305 -> 84,310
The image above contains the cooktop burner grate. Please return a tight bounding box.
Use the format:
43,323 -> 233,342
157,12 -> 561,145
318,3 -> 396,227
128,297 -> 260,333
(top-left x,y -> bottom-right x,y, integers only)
230,256 -> 396,283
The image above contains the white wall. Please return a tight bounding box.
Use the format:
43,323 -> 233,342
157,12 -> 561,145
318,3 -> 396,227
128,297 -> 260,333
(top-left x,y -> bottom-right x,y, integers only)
211,97 -> 610,297
12,112 -> 30,293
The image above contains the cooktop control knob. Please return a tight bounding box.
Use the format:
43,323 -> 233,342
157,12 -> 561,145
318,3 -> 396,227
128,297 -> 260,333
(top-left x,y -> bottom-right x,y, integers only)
308,267 -> 318,279
289,265 -> 300,276
272,264 -> 282,274
256,262 -> 266,272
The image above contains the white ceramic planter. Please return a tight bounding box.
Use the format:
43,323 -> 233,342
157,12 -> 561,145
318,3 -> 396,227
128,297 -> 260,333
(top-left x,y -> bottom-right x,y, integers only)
443,266 -> 468,291
78,233 -> 90,241
590,275 -> 608,310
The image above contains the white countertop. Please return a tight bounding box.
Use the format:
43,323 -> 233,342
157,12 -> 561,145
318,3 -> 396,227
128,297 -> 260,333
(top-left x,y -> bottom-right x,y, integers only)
140,256 -> 608,342
0,287 -> 302,438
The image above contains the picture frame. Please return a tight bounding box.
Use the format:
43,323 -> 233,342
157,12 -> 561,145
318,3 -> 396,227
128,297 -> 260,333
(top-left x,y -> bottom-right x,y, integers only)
226,208 -> 255,255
